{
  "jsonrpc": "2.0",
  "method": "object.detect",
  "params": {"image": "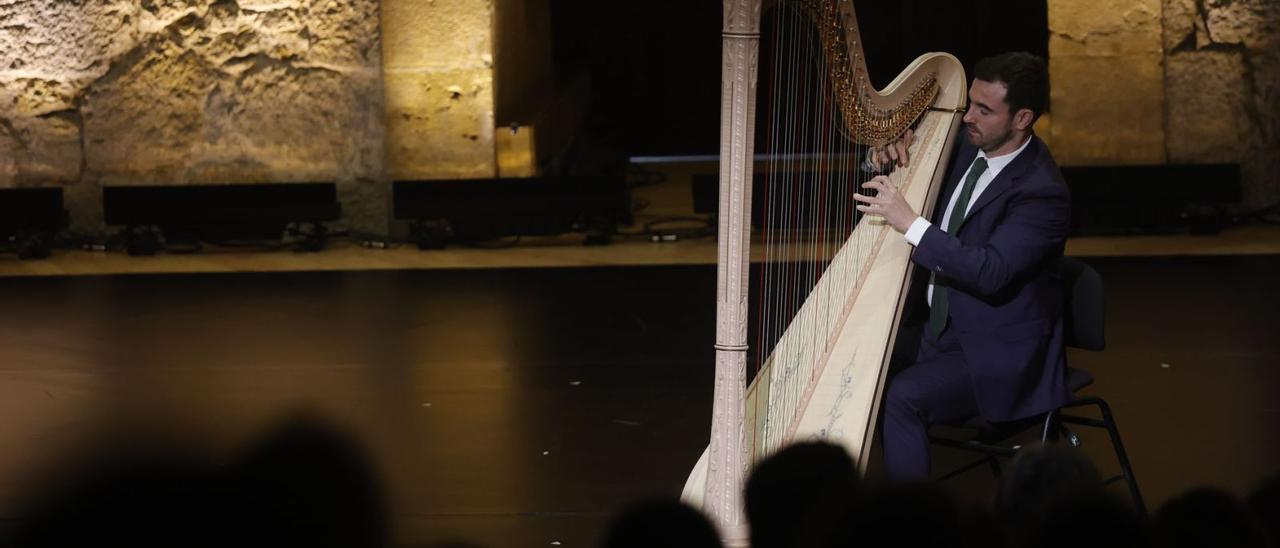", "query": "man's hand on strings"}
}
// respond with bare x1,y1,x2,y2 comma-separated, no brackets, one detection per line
853,176,917,234
870,128,915,170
